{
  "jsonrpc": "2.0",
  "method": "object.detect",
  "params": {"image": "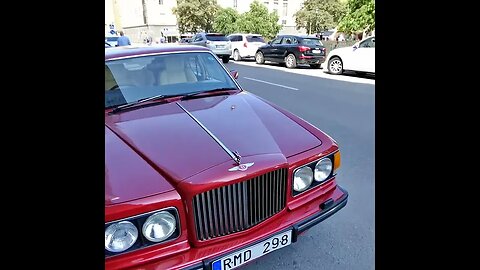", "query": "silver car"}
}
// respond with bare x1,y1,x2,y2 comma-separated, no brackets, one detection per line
190,33,232,63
